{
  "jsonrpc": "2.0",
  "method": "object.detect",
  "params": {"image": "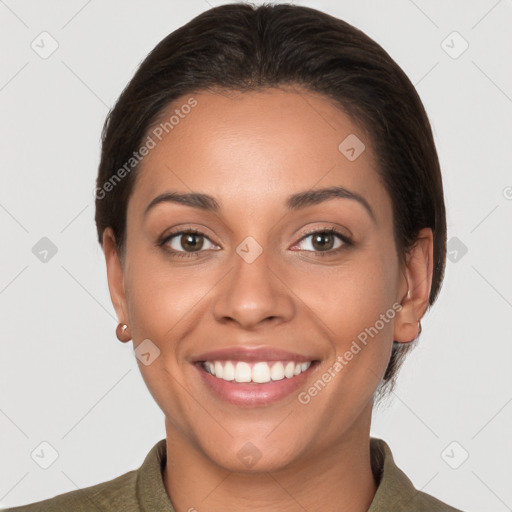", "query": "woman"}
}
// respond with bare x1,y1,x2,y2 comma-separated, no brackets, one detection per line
3,3,463,511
